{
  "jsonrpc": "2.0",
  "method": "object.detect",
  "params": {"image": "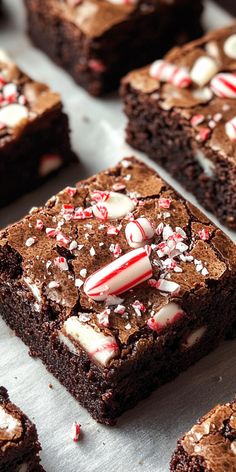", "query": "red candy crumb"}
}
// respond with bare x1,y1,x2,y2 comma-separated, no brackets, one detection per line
198,228,210,241
190,114,205,127
159,198,172,209
70,422,81,442
196,127,211,142
88,59,106,73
